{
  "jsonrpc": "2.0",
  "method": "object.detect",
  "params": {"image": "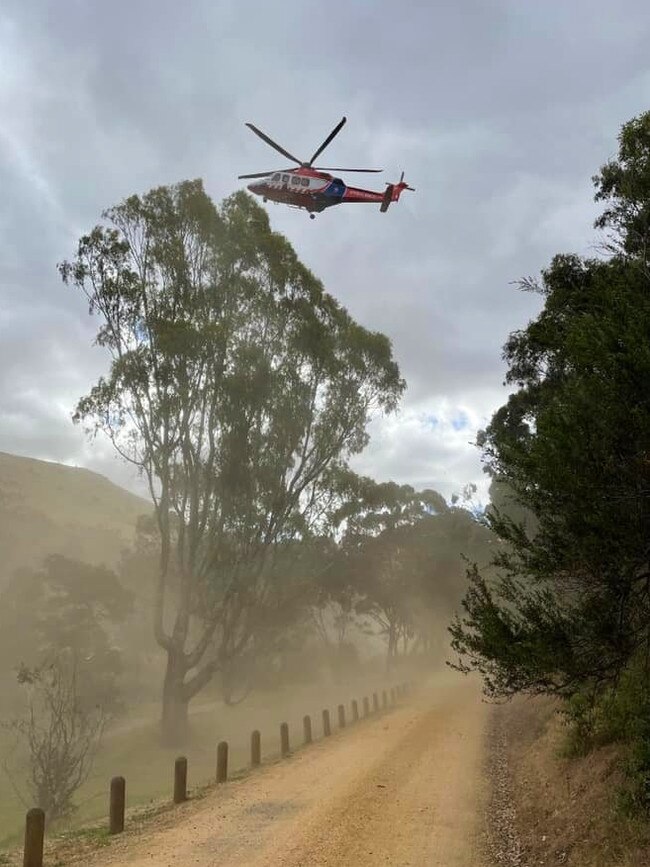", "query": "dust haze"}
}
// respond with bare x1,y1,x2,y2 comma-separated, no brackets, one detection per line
4,3,650,865
0,442,485,847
